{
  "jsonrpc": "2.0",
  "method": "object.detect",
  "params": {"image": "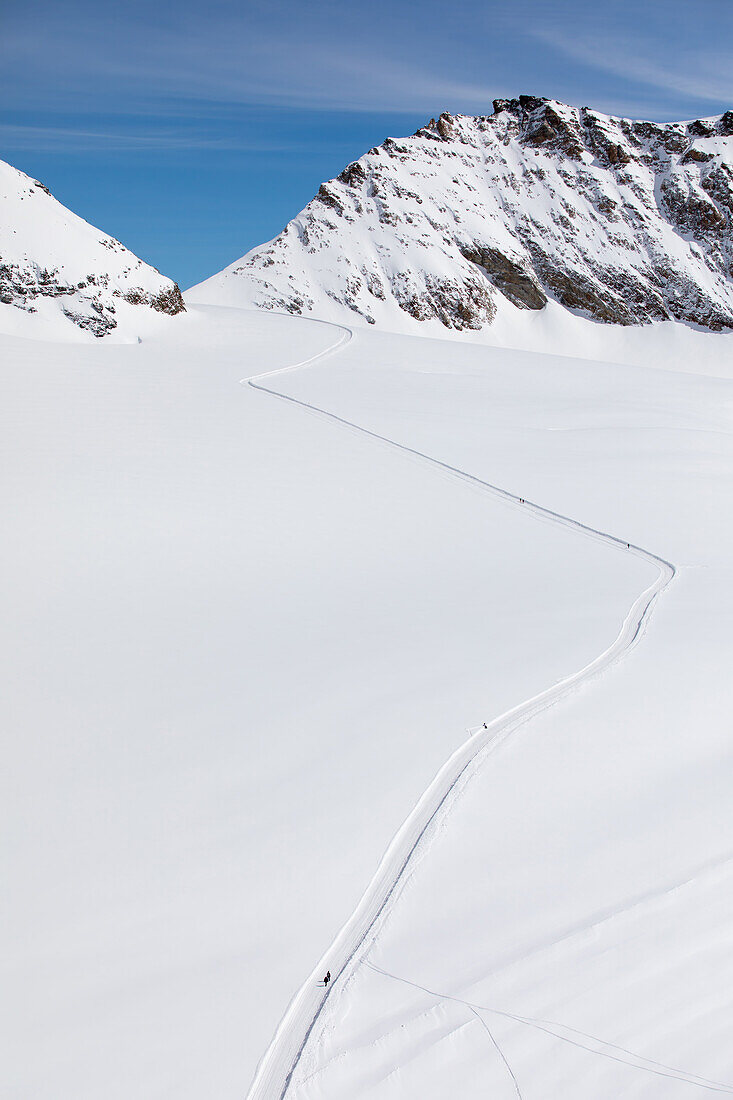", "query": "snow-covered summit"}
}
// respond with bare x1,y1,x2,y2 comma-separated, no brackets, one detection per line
0,157,184,338
190,96,733,333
